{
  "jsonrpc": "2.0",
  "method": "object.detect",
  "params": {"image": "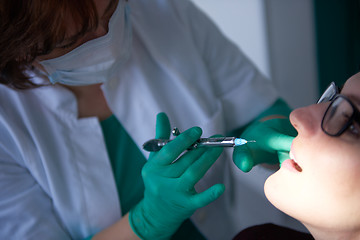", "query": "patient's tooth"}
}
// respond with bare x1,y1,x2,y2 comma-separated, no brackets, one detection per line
290,151,297,163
